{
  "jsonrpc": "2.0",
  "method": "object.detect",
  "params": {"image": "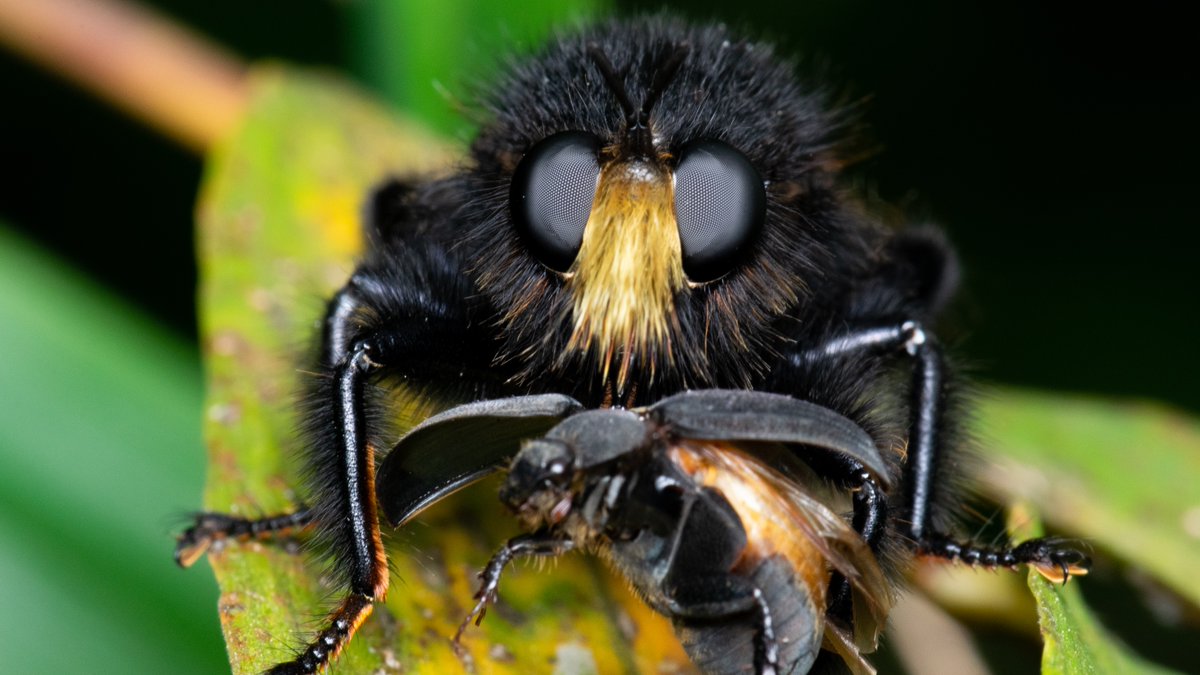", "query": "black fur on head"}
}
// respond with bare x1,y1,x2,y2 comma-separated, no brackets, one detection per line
459,17,880,404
